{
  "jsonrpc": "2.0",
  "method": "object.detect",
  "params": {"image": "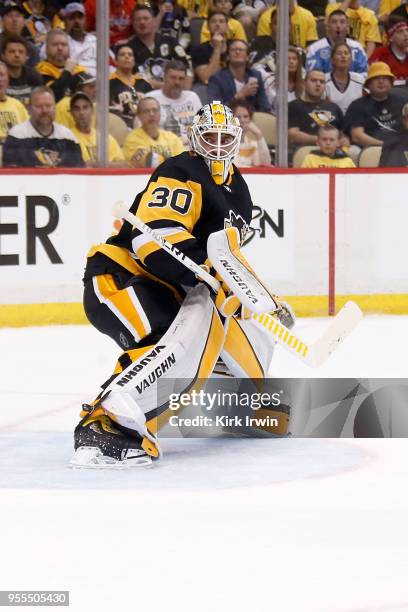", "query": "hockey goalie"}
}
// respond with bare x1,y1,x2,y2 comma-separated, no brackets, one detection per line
69,101,296,469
